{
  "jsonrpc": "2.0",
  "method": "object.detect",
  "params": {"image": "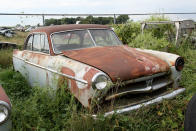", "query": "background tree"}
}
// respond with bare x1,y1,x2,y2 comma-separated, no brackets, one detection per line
116,15,129,24
44,15,129,26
